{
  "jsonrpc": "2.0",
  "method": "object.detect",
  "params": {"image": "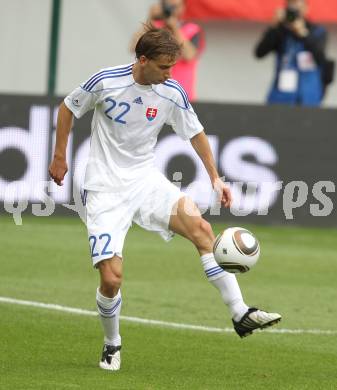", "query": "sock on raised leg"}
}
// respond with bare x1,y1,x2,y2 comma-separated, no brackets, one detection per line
200,253,249,321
